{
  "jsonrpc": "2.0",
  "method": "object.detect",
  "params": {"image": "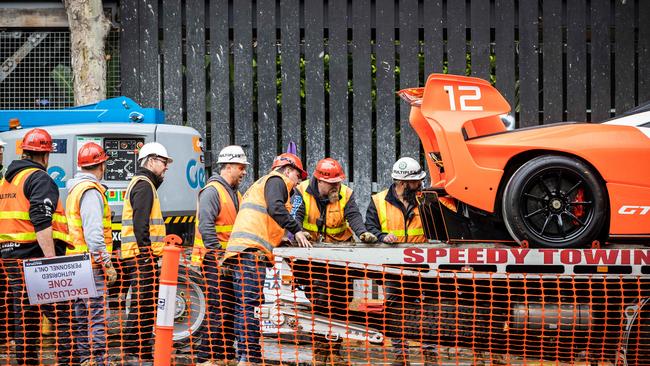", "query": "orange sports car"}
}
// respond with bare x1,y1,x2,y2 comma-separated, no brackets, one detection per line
399,74,650,248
